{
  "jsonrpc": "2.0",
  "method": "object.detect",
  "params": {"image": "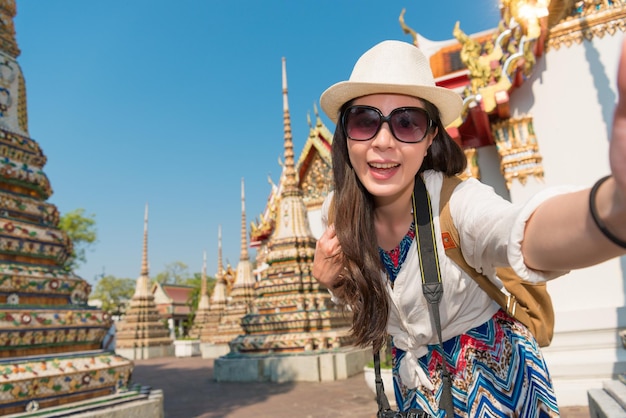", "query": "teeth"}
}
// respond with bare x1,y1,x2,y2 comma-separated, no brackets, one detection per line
369,162,398,169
